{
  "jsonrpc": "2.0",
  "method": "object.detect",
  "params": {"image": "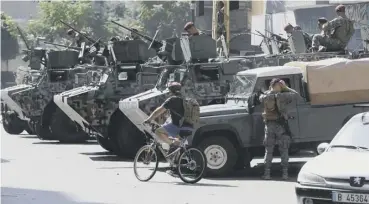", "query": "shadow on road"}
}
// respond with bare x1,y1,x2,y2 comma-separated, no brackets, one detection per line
1,187,106,204
80,152,133,162
206,161,306,183
33,141,97,145
149,181,237,187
